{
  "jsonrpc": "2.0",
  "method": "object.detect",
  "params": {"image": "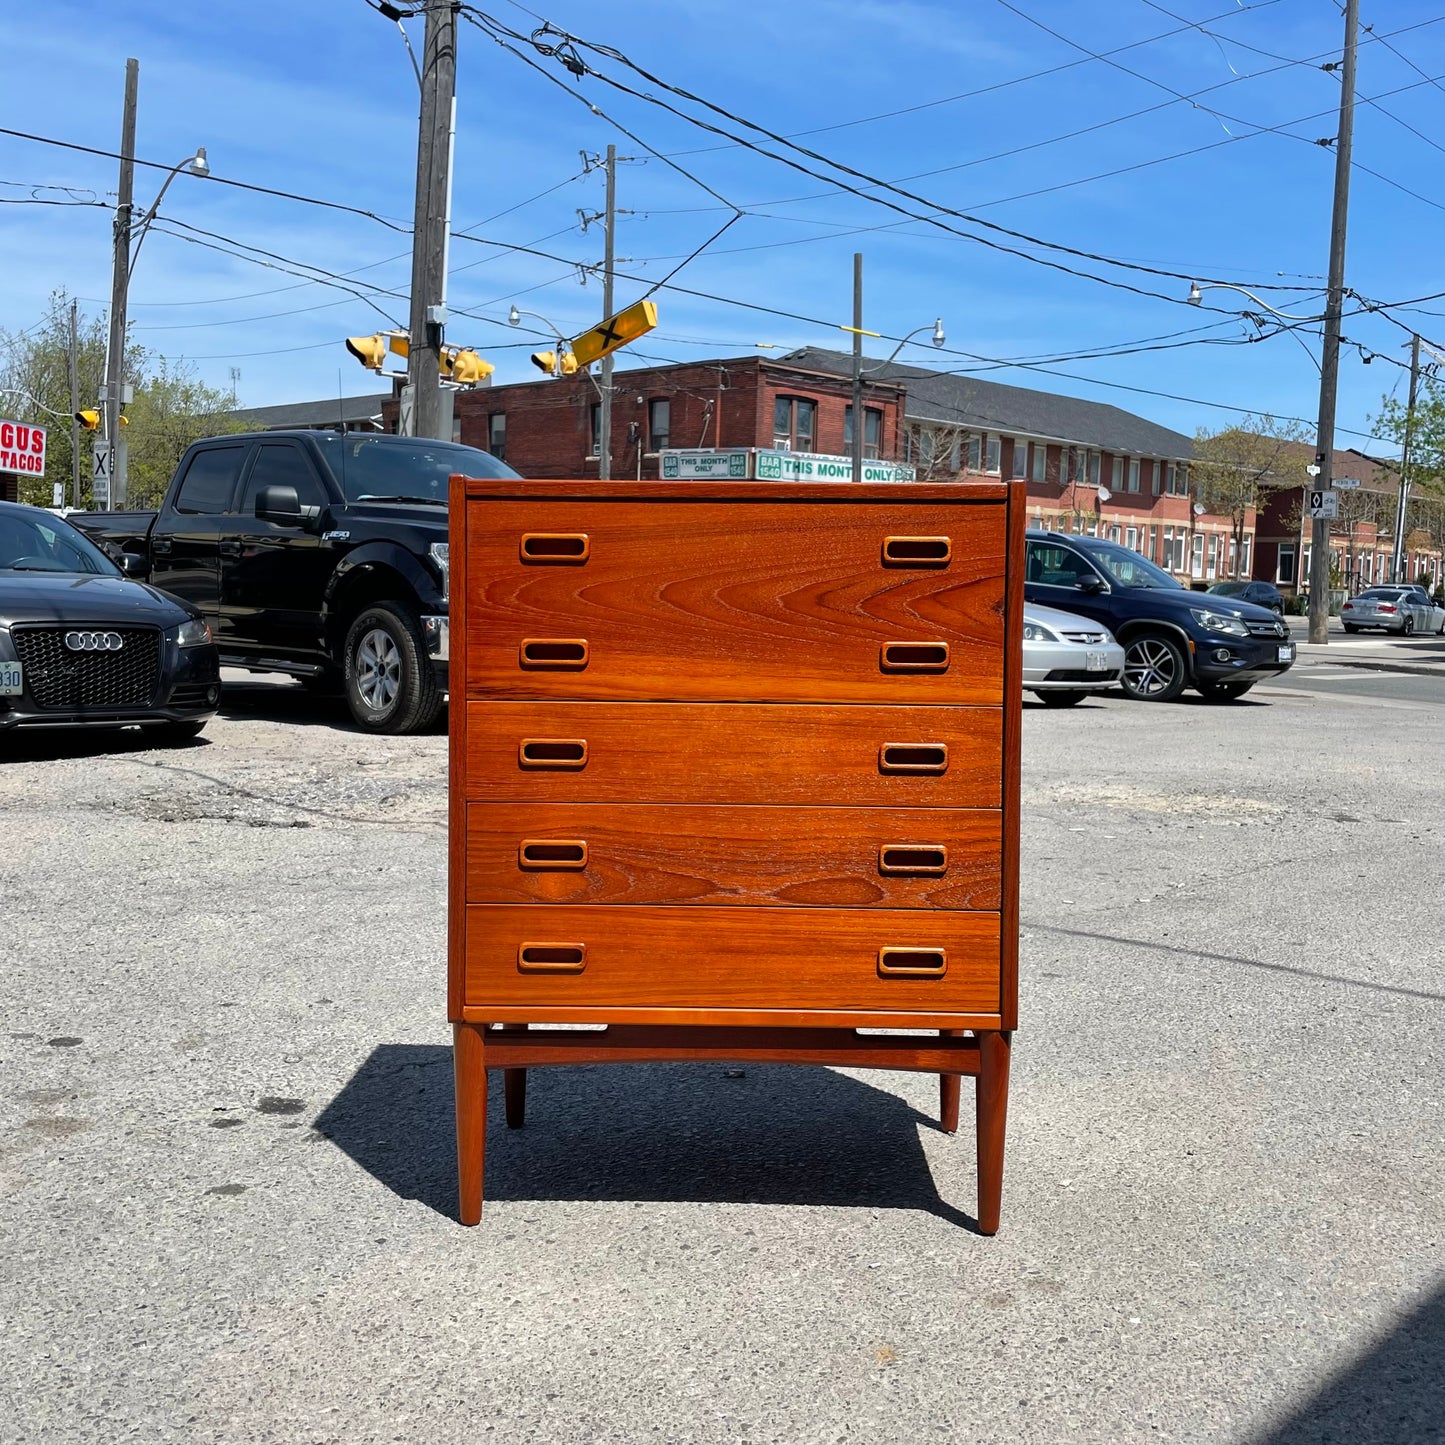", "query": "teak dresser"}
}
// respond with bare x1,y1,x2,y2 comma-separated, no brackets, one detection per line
448,477,1023,1232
